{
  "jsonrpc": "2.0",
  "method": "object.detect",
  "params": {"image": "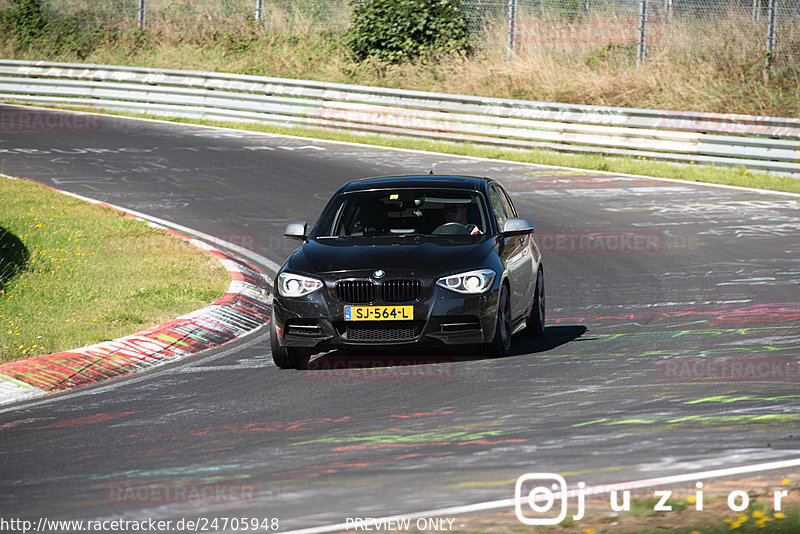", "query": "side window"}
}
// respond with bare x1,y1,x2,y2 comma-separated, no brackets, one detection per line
499,187,517,218
489,186,510,230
